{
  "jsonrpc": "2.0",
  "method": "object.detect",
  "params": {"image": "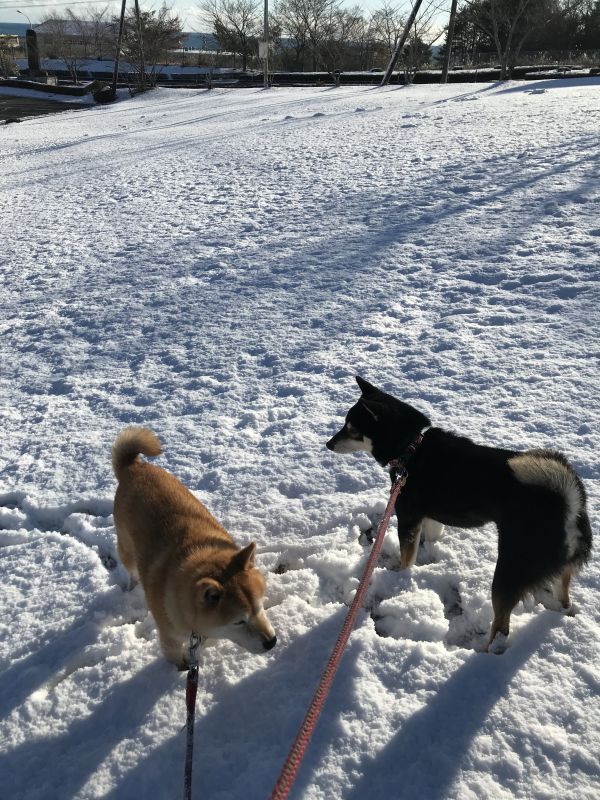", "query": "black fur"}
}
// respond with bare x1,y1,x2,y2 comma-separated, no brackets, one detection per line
326,376,592,649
